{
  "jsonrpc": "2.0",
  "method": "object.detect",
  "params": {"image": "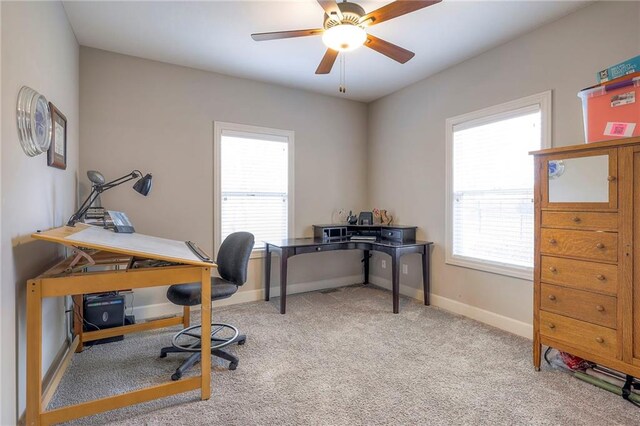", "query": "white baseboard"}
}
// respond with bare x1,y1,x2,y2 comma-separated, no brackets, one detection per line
132,275,364,321
368,276,533,340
